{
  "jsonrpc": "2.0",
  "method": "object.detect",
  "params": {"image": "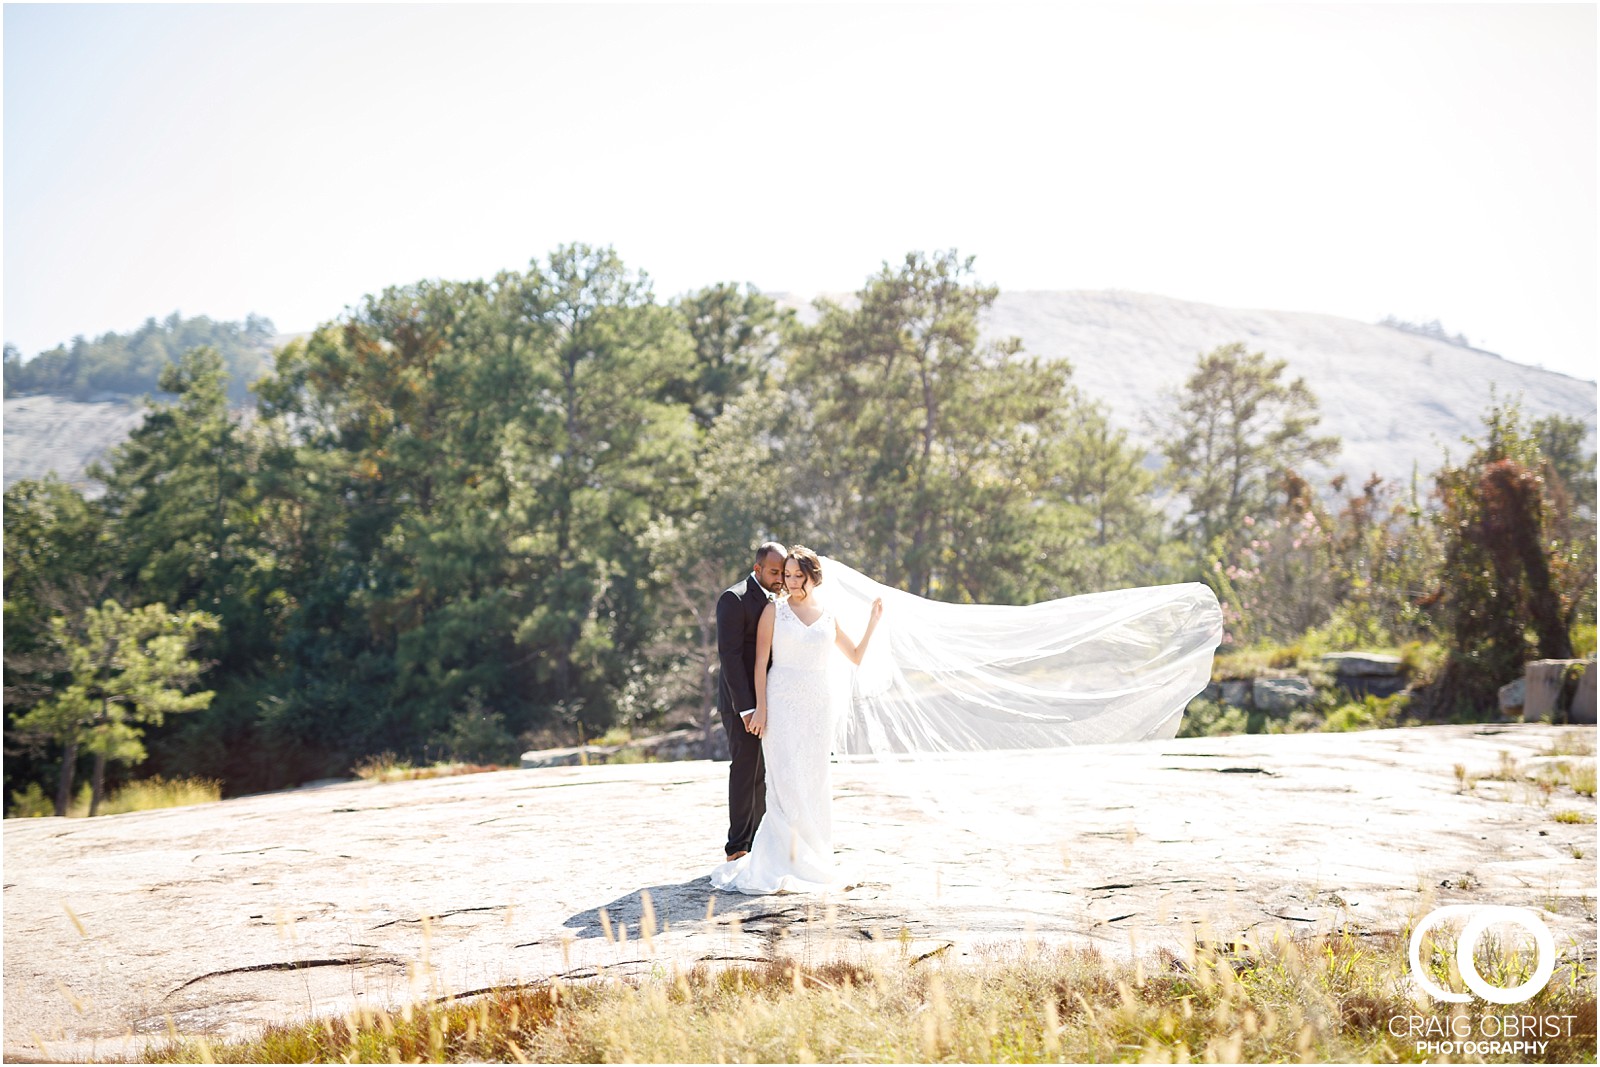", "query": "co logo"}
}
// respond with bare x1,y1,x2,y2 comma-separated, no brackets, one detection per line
1408,905,1556,1004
